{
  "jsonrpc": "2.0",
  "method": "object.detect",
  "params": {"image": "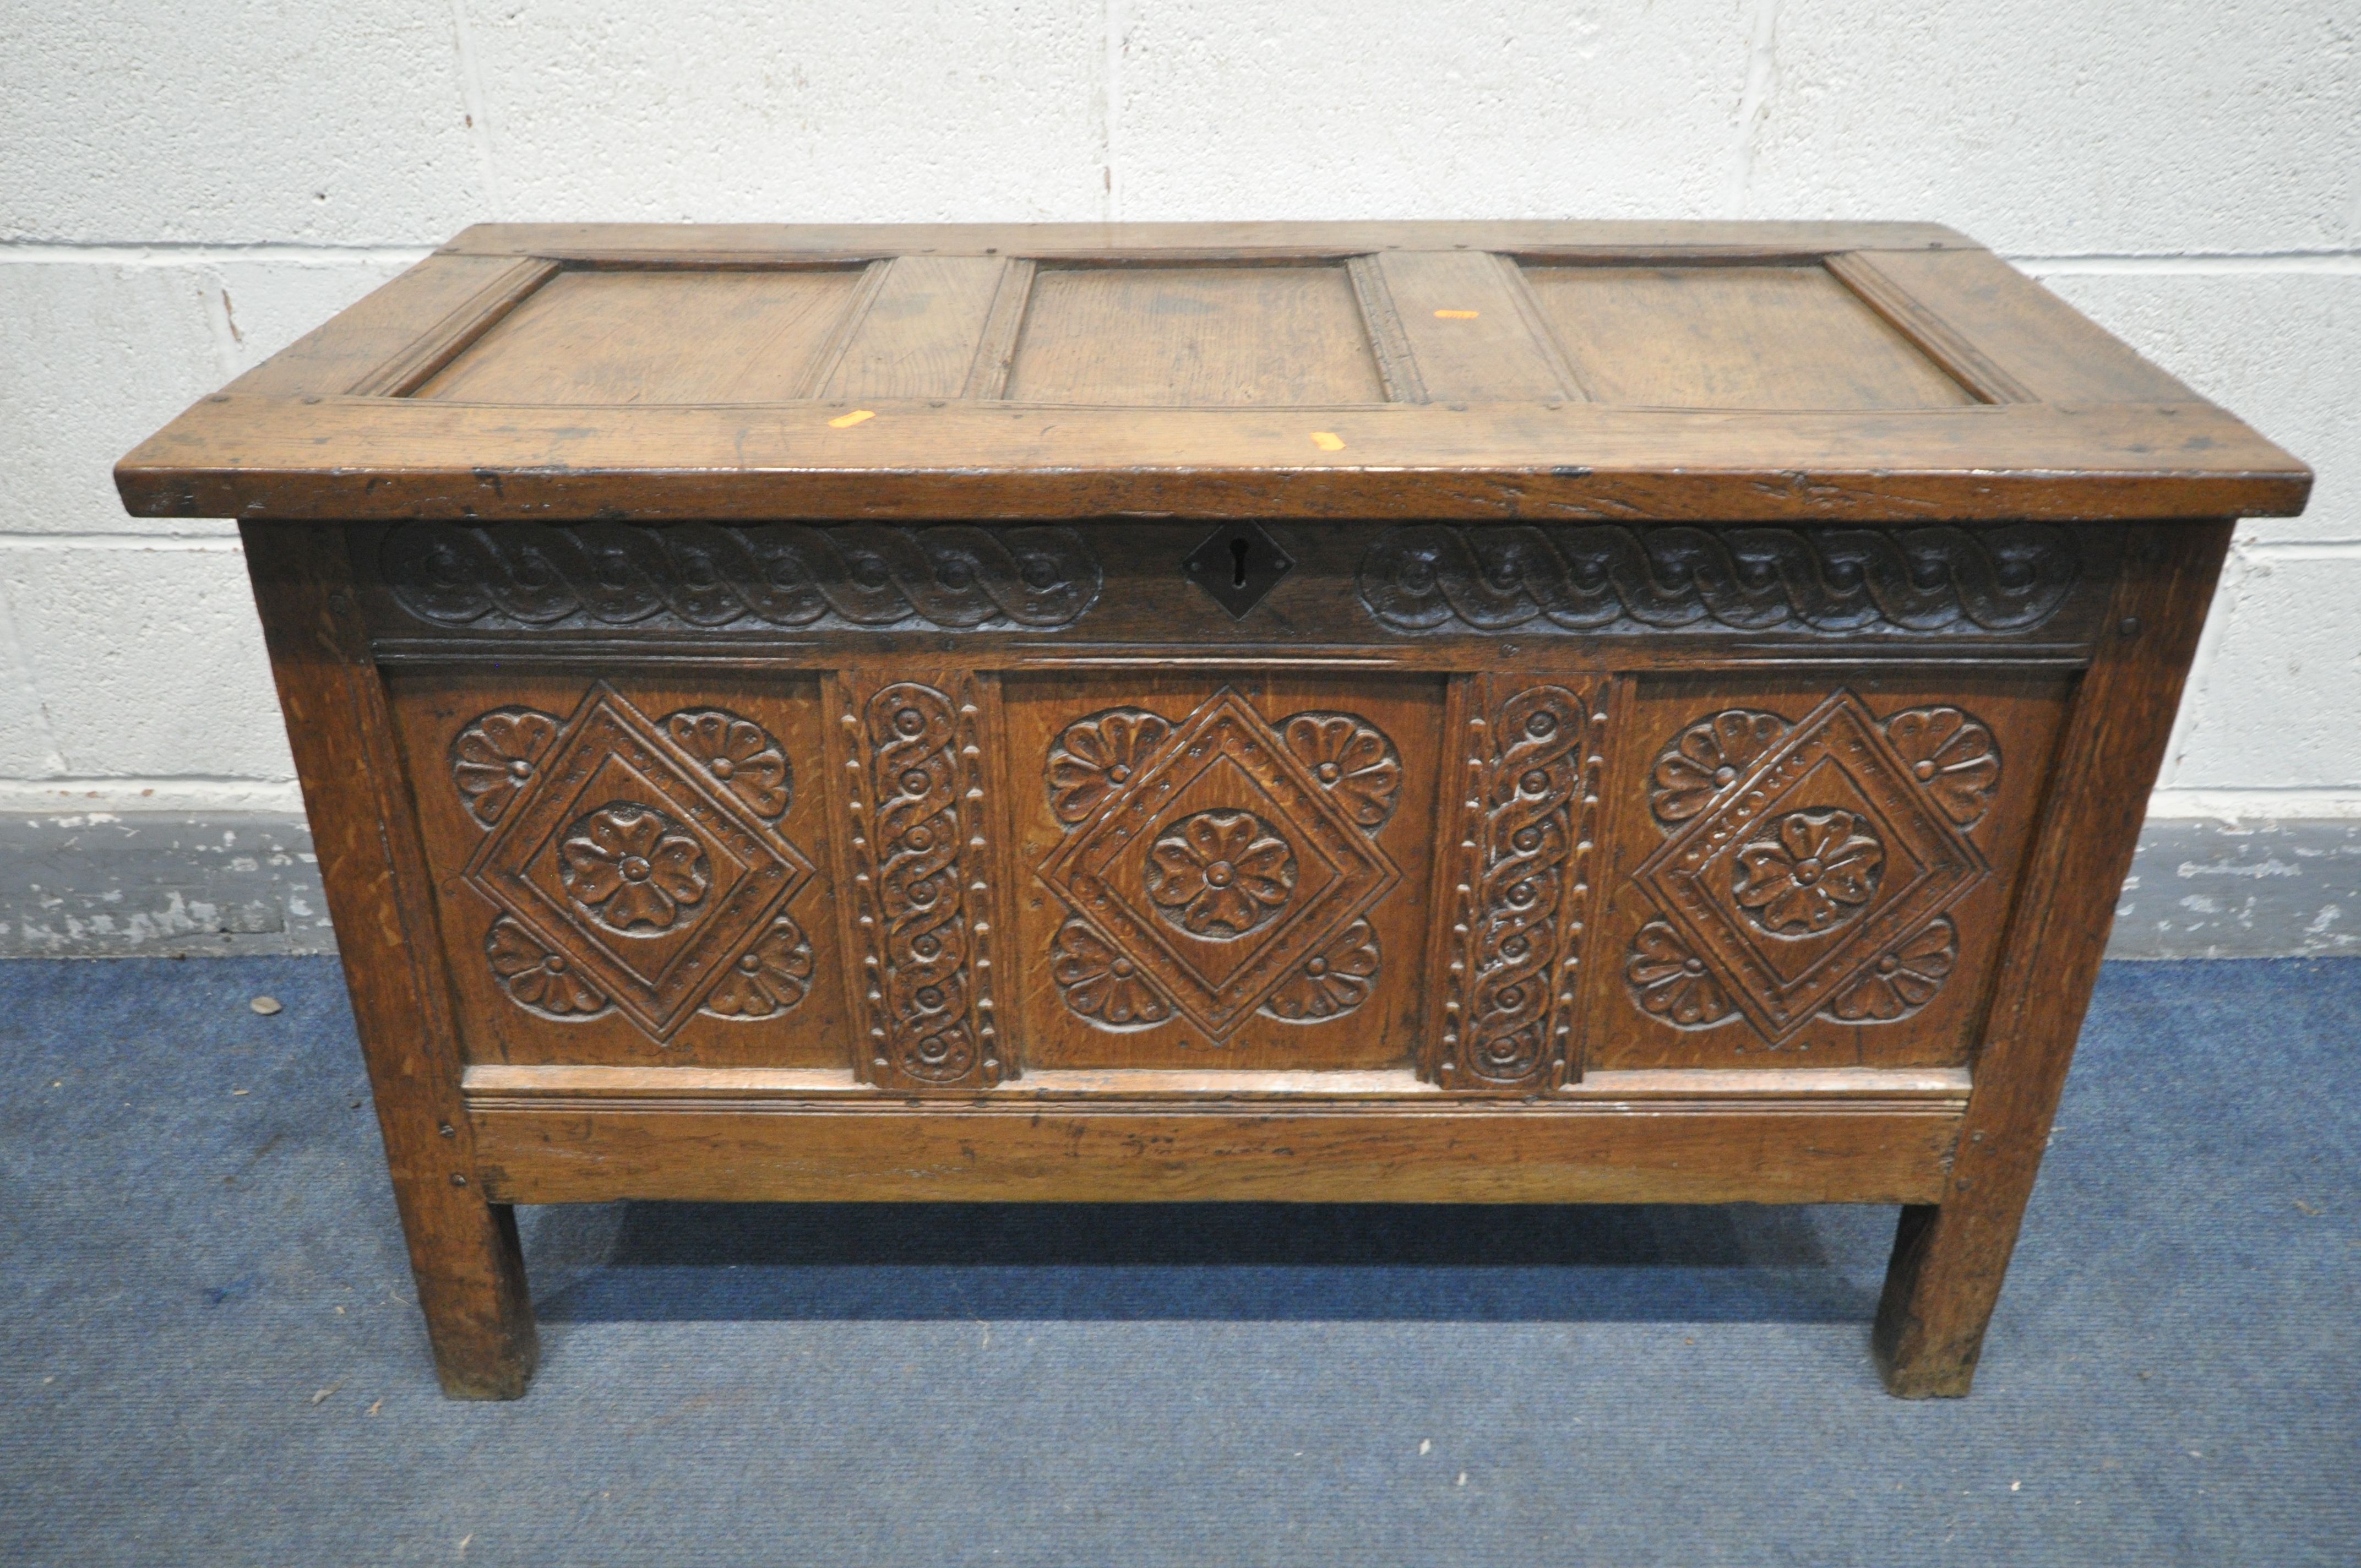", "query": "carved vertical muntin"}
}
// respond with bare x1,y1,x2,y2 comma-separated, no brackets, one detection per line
1428,673,1604,1092
834,669,1003,1091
